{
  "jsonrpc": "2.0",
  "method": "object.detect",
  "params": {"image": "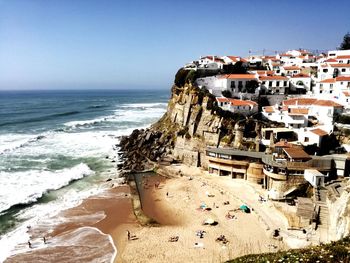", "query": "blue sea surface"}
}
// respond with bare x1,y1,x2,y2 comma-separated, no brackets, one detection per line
0,89,169,237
